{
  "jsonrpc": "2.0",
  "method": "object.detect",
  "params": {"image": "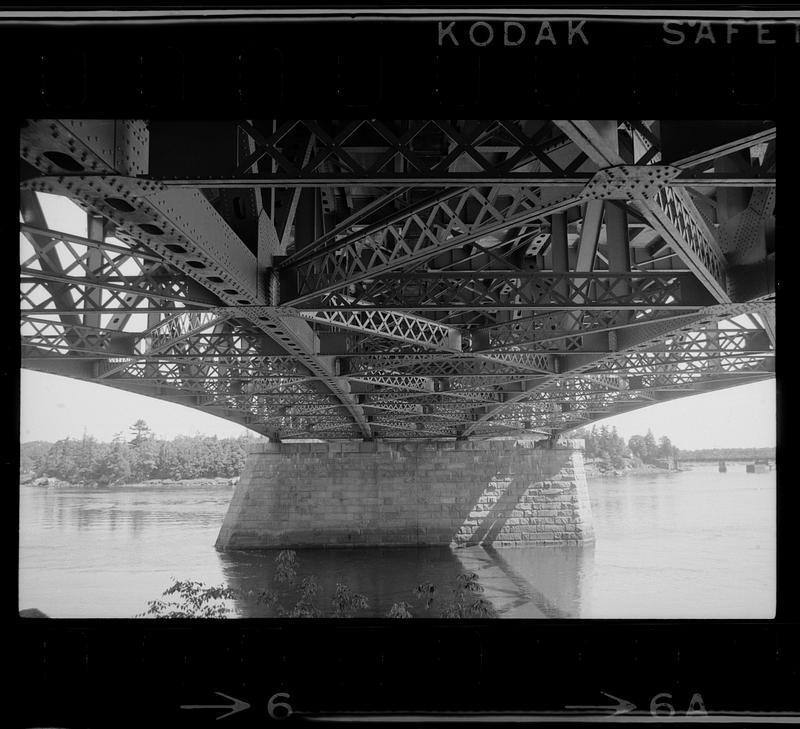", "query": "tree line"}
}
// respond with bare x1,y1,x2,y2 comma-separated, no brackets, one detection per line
676,446,775,461
20,420,258,485
570,425,676,469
